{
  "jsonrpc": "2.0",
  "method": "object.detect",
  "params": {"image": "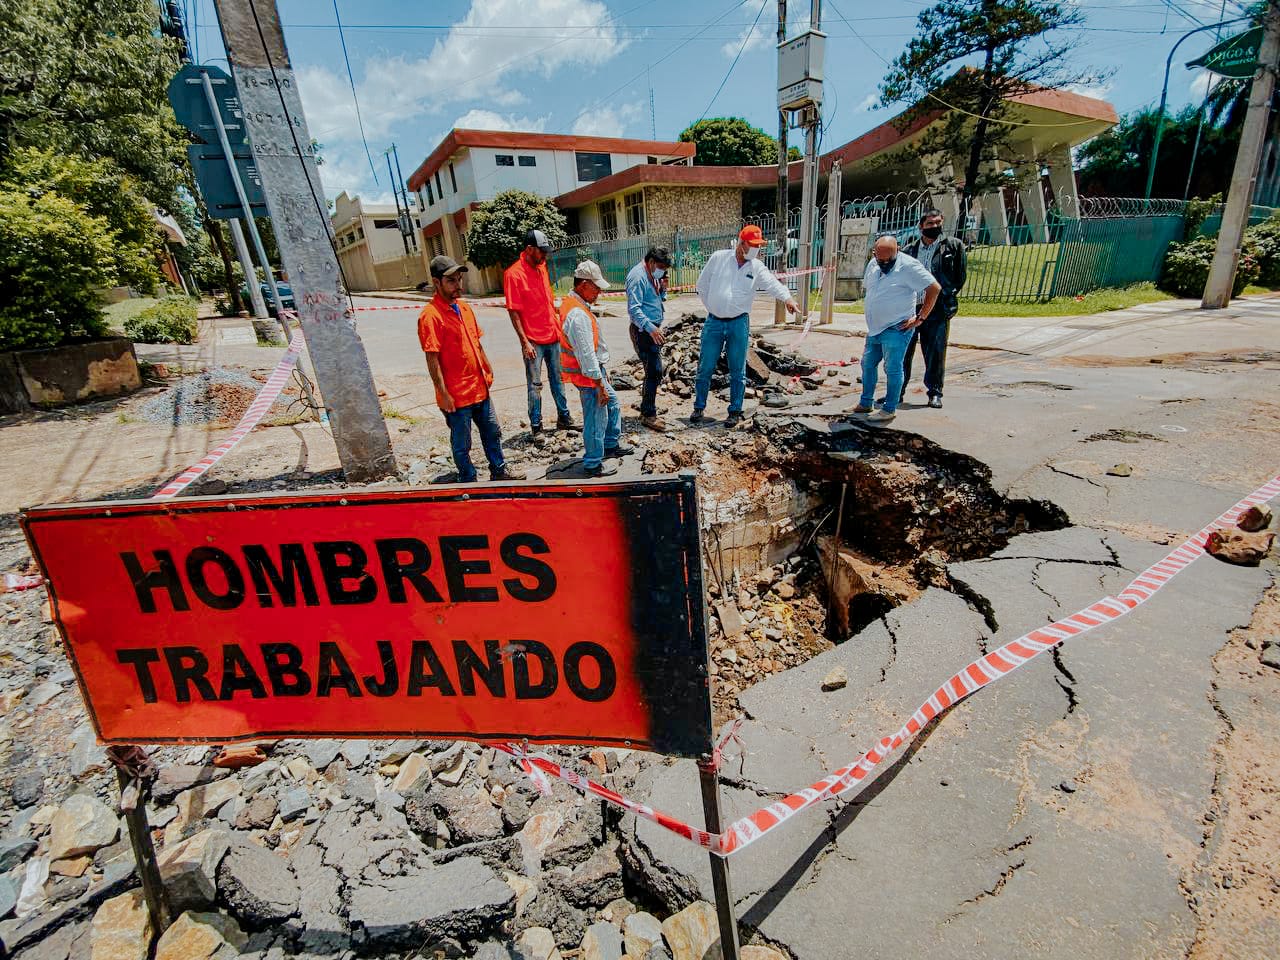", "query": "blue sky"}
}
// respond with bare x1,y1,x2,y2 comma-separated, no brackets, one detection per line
183,0,1254,204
